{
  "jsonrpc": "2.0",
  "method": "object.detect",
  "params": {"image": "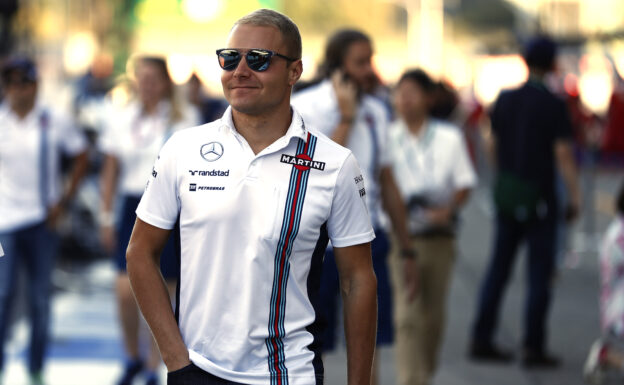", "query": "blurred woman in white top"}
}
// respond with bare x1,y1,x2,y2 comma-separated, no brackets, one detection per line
388,69,477,385
98,56,199,385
